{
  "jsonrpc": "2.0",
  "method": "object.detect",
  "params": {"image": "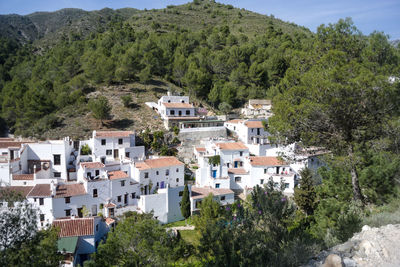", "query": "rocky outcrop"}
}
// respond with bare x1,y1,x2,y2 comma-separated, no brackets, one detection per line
307,224,400,267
